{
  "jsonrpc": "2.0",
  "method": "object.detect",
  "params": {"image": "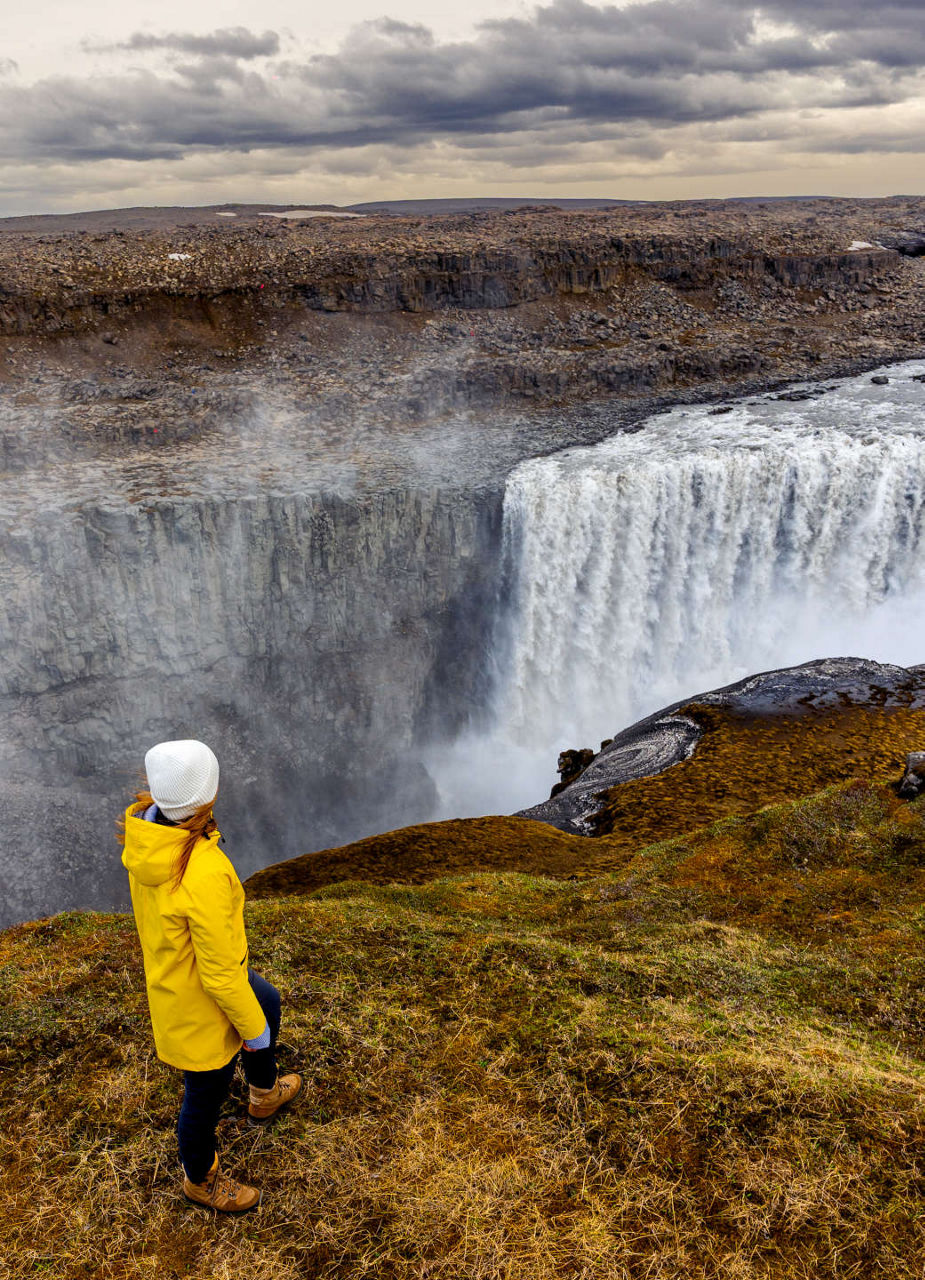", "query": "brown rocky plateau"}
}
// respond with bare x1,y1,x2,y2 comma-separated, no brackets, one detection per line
1,196,923,424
